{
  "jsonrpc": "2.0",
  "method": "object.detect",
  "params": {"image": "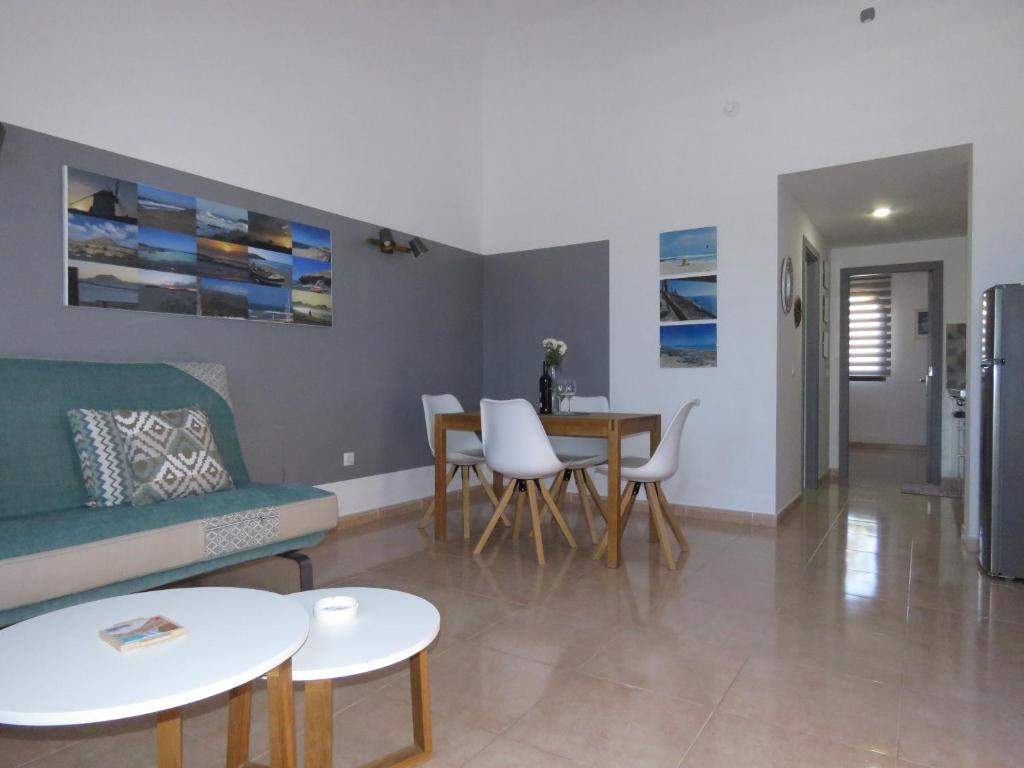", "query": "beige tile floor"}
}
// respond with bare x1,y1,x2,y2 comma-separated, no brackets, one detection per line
3,446,1024,767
